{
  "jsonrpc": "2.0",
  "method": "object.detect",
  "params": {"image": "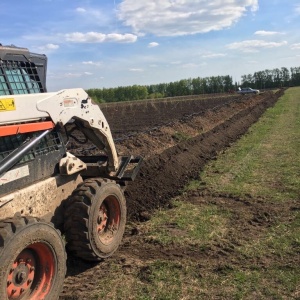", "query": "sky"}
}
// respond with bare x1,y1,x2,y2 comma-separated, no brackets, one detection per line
1,0,299,92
